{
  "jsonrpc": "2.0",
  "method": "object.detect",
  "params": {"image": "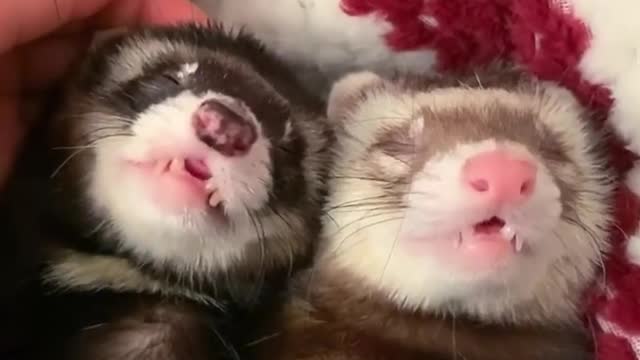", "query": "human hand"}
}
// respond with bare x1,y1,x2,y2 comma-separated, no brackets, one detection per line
0,0,208,189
